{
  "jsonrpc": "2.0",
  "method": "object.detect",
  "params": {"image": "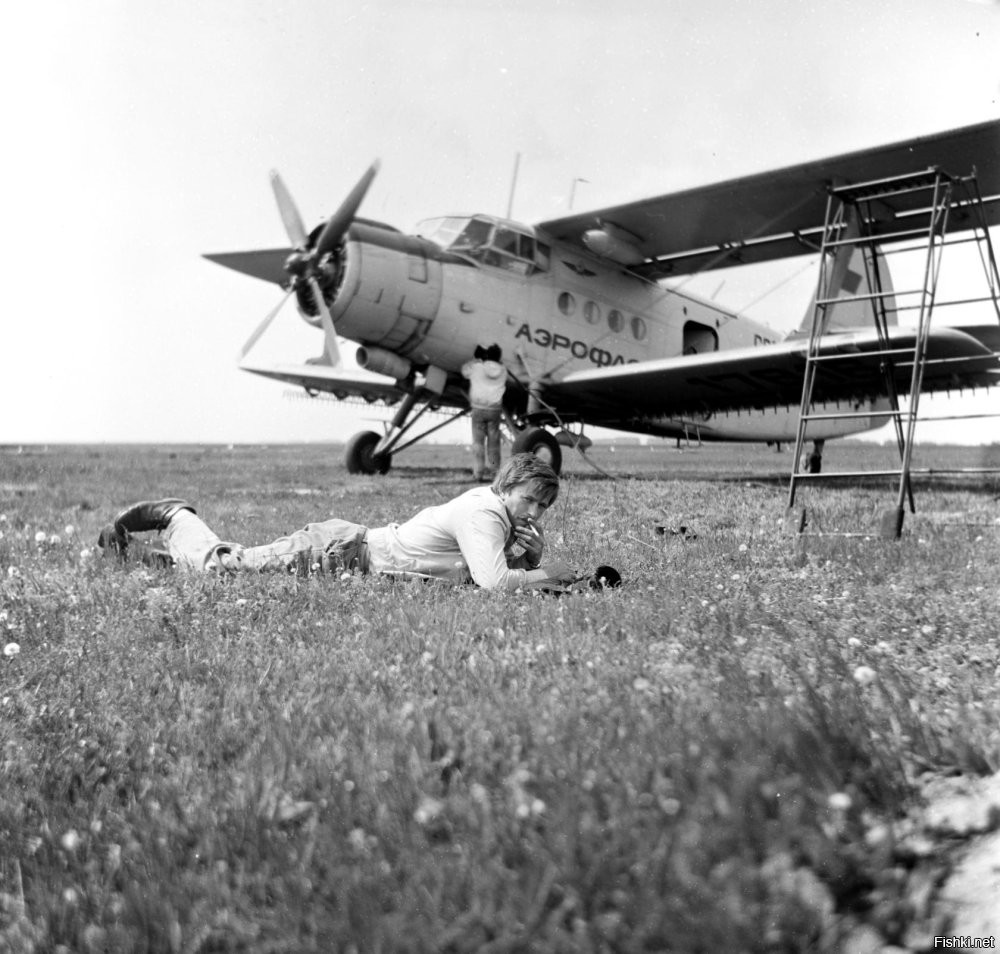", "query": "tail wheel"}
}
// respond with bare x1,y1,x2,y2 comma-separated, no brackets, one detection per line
345,430,392,475
512,427,562,475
